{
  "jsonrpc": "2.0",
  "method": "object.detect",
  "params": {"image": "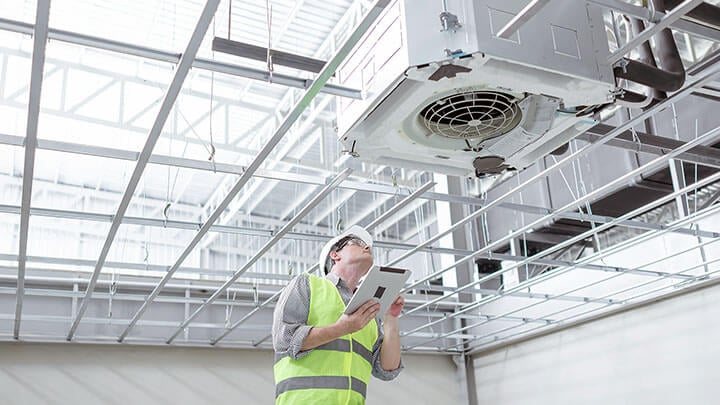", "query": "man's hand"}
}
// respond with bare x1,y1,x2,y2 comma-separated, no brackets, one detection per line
386,295,404,318
337,300,380,334
380,295,404,371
